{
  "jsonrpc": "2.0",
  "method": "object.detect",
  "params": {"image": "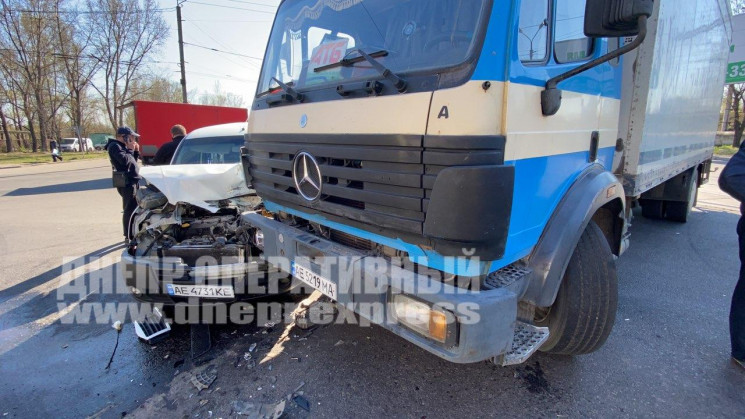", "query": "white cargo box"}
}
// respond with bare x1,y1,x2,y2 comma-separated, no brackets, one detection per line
618,0,732,196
